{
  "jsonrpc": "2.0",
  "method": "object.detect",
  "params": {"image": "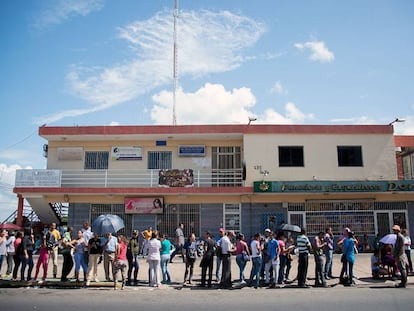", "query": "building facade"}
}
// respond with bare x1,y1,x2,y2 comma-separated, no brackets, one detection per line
13,124,414,241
